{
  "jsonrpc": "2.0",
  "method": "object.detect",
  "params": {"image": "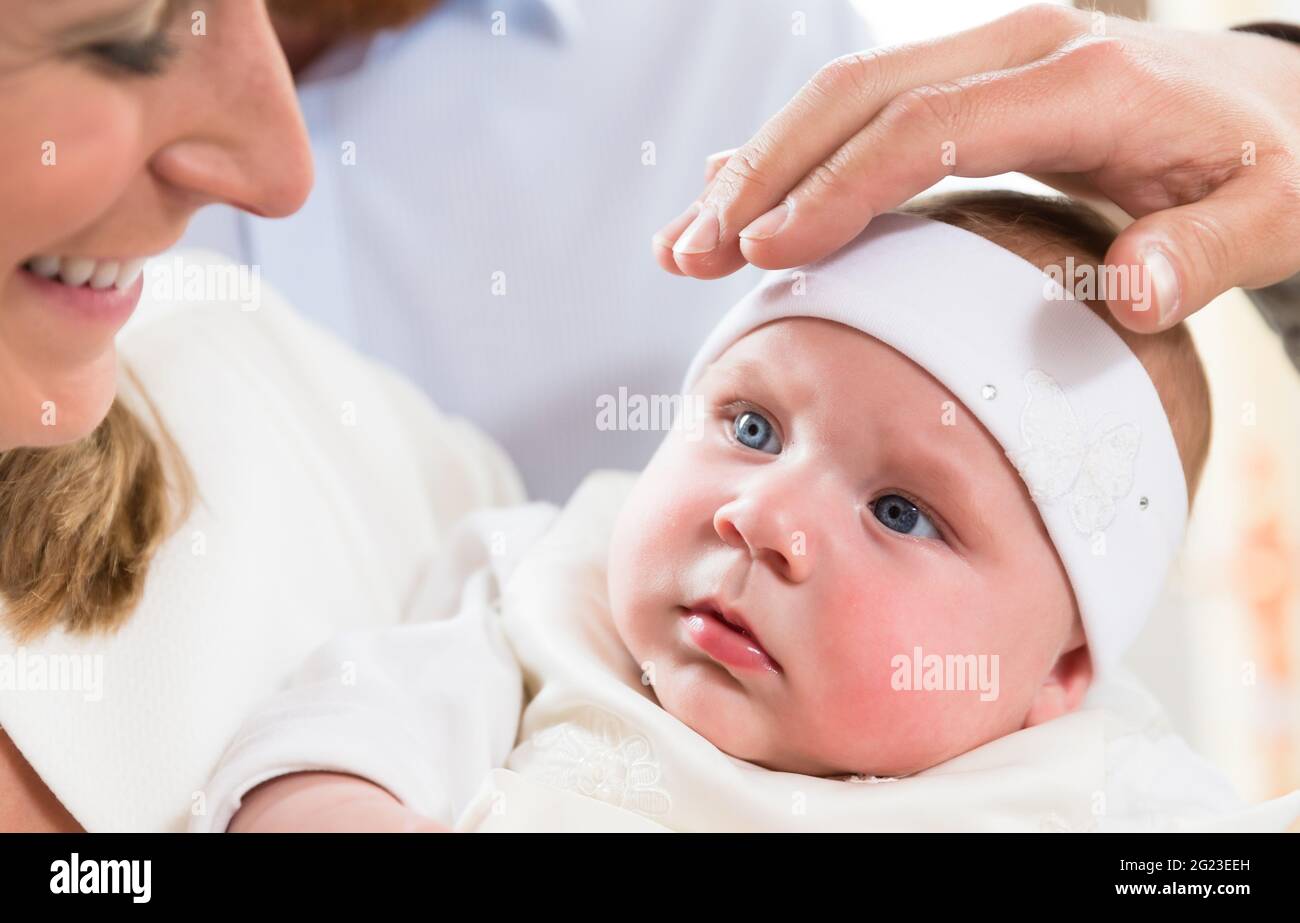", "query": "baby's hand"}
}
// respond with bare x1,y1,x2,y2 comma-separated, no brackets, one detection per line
228,771,451,833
